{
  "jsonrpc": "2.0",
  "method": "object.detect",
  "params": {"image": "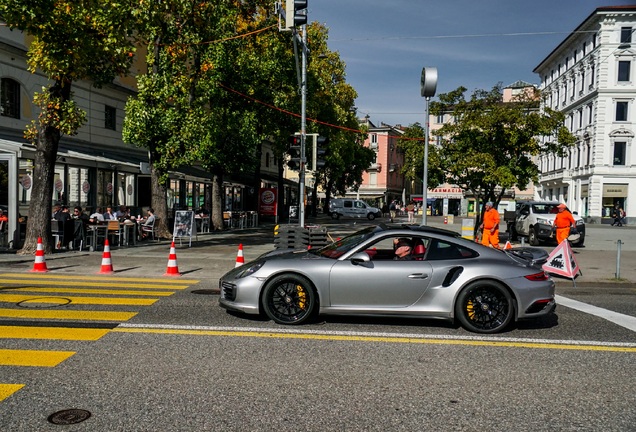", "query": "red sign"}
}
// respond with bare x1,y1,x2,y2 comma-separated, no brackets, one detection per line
543,240,580,279
258,188,278,216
